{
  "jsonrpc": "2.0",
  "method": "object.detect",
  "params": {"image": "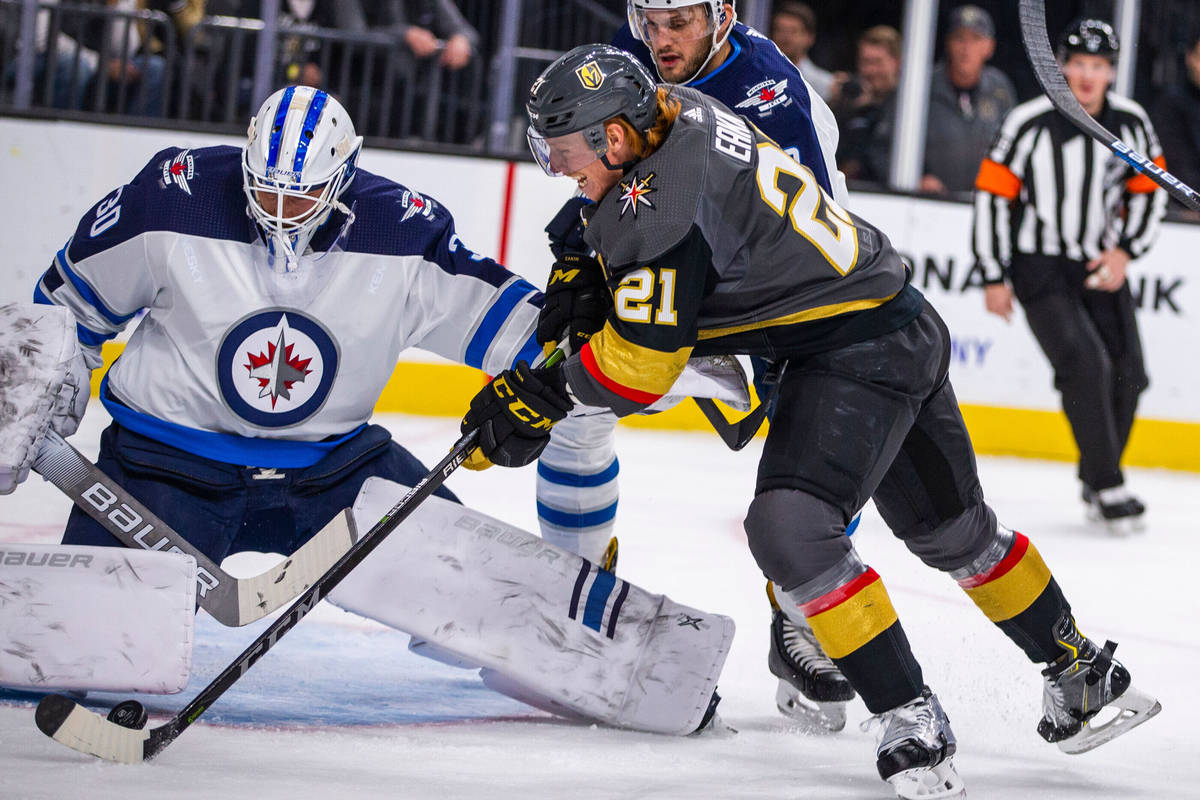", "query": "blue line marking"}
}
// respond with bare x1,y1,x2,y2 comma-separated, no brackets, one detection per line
582,569,616,632
293,90,328,175
538,459,619,488
537,500,619,529
266,86,296,173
